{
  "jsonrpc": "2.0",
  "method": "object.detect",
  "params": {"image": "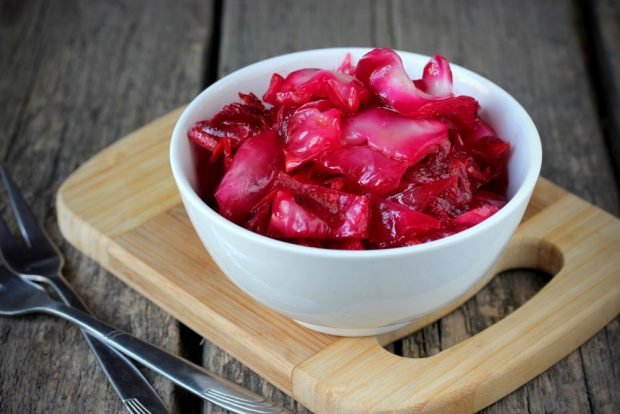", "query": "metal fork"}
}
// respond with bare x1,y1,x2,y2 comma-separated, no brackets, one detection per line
0,165,169,414
0,166,289,414
0,265,289,413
